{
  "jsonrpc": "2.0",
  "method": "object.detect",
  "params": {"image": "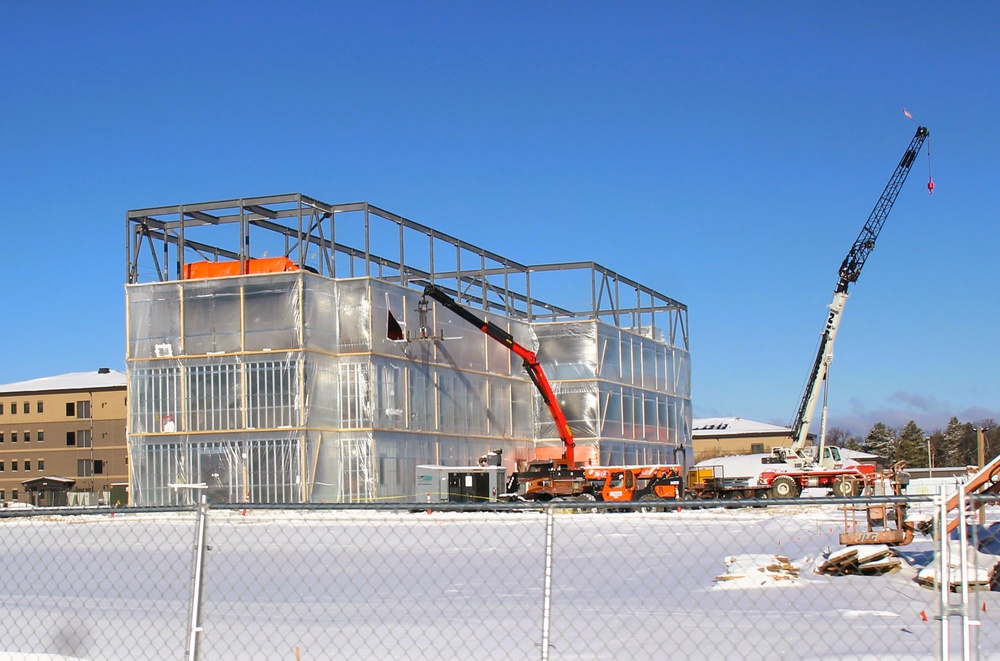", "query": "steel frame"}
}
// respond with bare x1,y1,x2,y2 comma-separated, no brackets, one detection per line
126,193,689,348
